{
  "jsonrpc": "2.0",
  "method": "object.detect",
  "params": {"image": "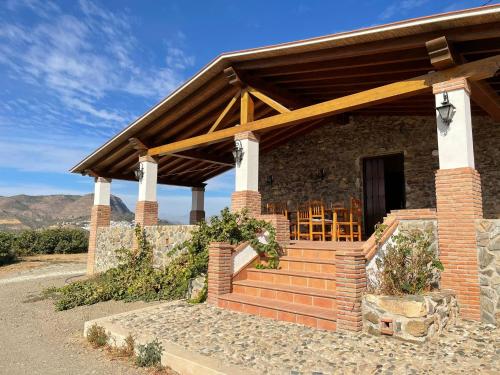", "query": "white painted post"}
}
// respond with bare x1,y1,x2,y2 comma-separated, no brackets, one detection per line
433,78,475,169
235,132,259,192
93,177,111,206
138,155,158,202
